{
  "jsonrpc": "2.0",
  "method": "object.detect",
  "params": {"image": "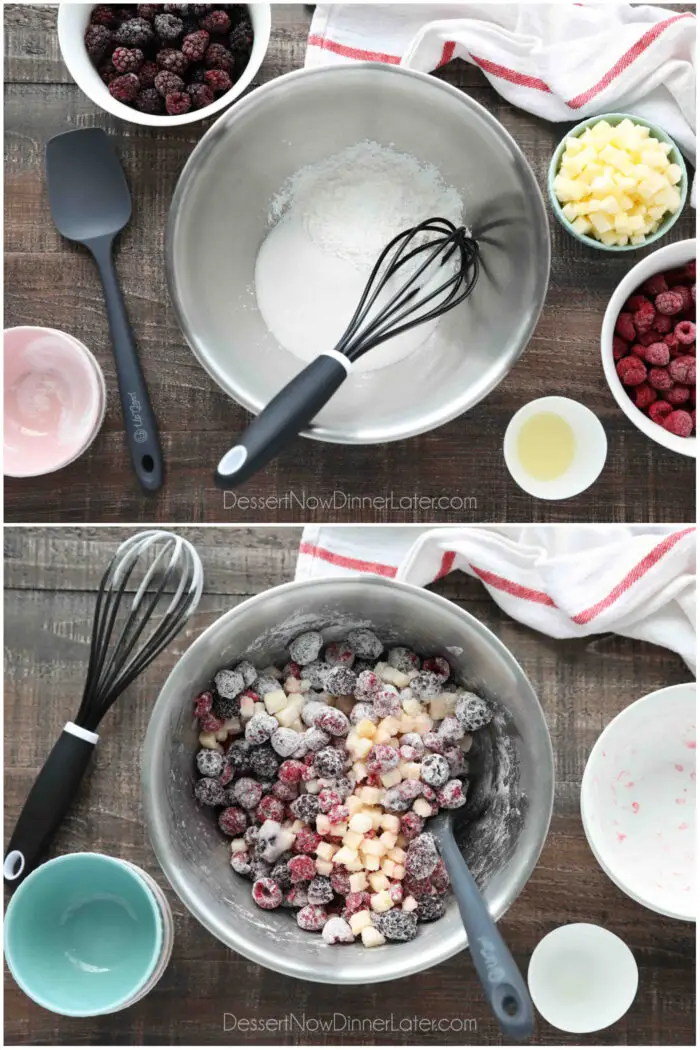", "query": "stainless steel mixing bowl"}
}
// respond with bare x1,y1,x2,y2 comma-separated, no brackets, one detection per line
143,576,554,983
166,64,551,444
